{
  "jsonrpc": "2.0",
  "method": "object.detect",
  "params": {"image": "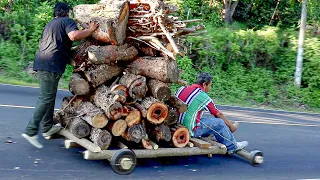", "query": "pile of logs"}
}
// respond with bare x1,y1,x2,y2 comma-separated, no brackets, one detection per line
54,0,205,151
